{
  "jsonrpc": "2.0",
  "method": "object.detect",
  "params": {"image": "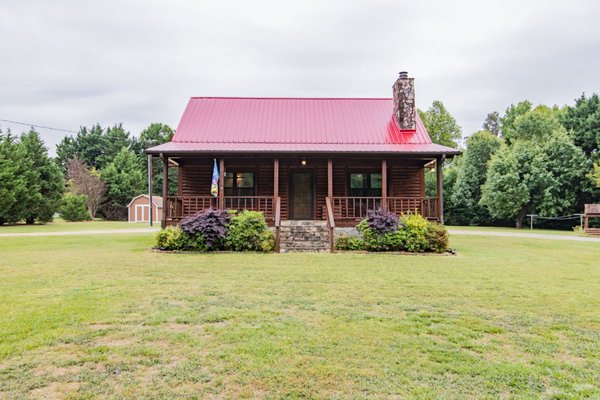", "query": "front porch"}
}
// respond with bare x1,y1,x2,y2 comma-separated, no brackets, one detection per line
147,155,445,230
